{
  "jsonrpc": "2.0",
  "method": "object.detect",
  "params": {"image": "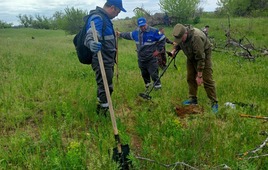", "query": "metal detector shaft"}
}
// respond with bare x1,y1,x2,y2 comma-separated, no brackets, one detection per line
140,50,179,99
115,31,119,83
91,21,124,158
